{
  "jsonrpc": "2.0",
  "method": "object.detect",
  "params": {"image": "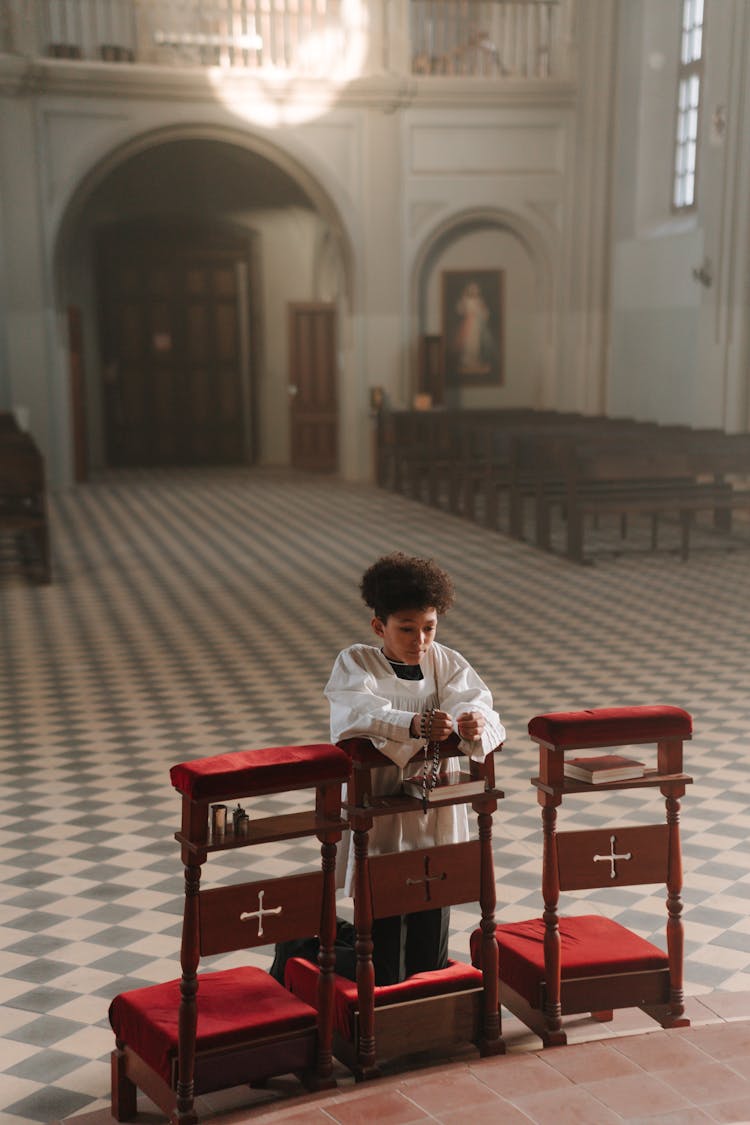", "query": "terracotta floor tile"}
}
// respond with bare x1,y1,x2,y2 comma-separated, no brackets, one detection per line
582,1072,690,1118
725,1053,750,1081
245,1109,338,1125
323,1088,433,1124
657,1059,750,1106
509,1085,622,1125
469,1052,572,1097
396,1070,503,1115
612,1031,710,1071
436,1100,536,1124
625,1110,714,1125
593,1007,664,1035
538,1040,642,1084
705,1095,750,1123
696,990,750,1021
679,1020,750,1061
681,996,727,1026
